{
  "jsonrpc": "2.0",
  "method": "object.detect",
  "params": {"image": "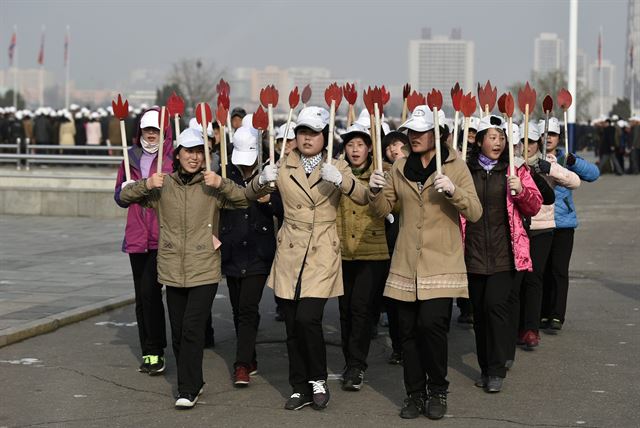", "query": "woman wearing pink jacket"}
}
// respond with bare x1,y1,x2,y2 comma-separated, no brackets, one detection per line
464,115,542,393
